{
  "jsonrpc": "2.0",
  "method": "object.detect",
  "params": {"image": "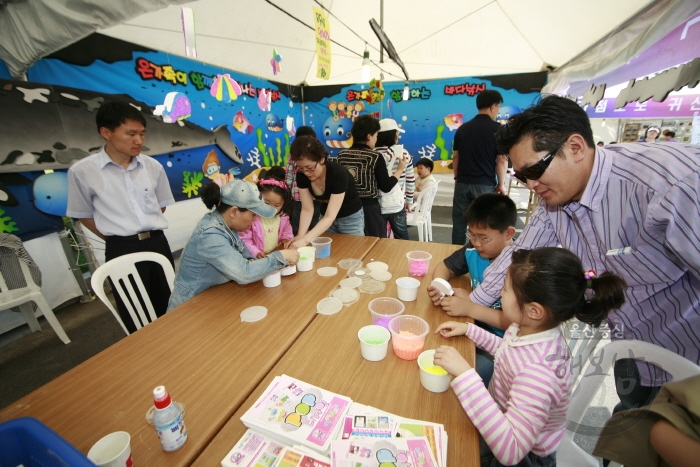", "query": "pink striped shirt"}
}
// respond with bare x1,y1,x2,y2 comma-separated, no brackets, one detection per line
451,323,571,465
